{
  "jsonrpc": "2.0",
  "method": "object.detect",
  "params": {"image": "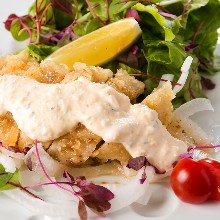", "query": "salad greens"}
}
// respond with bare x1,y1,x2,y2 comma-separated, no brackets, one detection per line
4,0,220,106
0,164,20,191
